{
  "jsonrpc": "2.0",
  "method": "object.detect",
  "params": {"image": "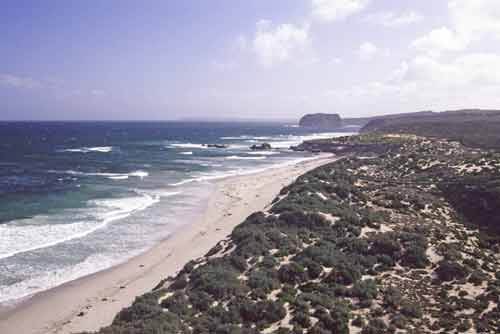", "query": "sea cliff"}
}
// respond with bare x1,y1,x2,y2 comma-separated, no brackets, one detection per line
299,113,342,129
